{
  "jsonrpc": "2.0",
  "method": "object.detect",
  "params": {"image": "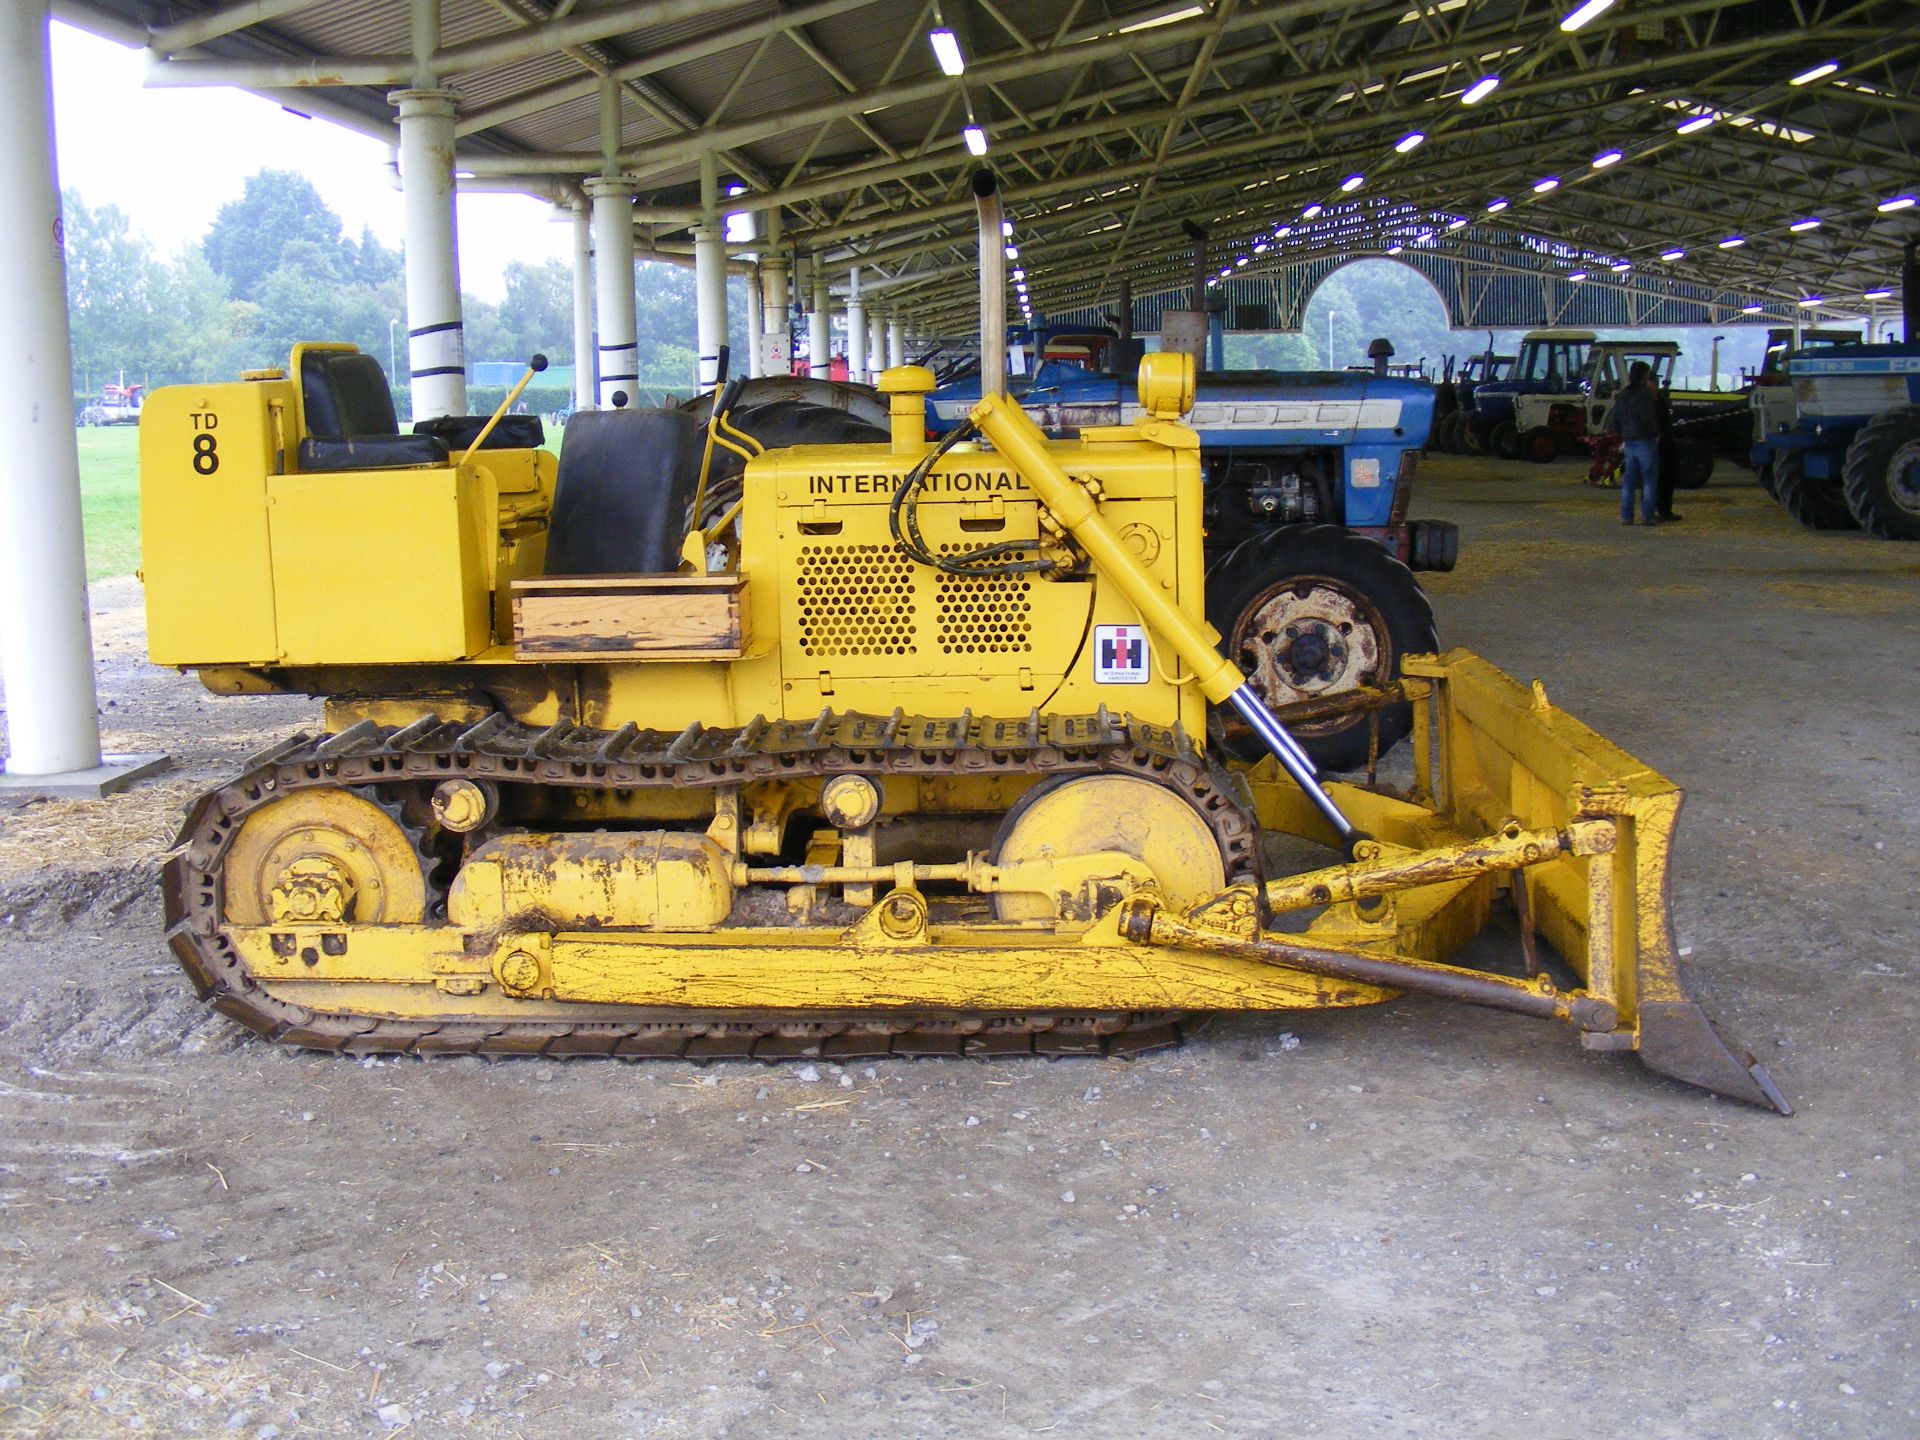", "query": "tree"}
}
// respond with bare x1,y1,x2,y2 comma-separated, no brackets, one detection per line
150,251,247,385
203,169,350,302
460,293,519,366
495,259,573,360
63,191,161,390
346,224,402,288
